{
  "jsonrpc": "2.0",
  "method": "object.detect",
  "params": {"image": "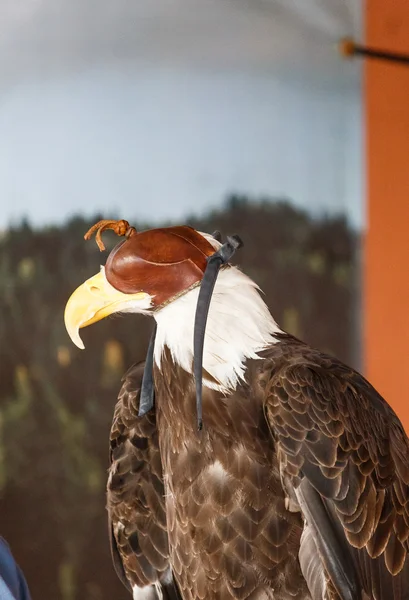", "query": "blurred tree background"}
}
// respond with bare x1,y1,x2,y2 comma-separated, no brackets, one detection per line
0,196,359,600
